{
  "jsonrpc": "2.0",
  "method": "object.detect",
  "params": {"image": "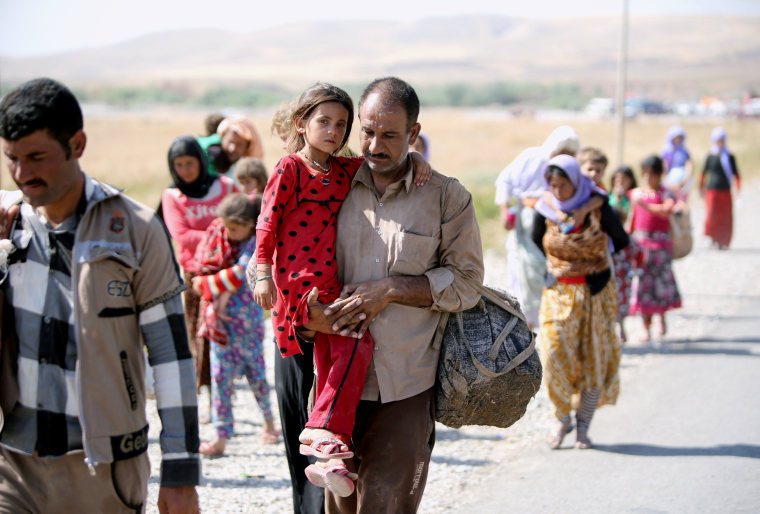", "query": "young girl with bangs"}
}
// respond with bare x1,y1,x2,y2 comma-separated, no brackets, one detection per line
251,83,430,496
